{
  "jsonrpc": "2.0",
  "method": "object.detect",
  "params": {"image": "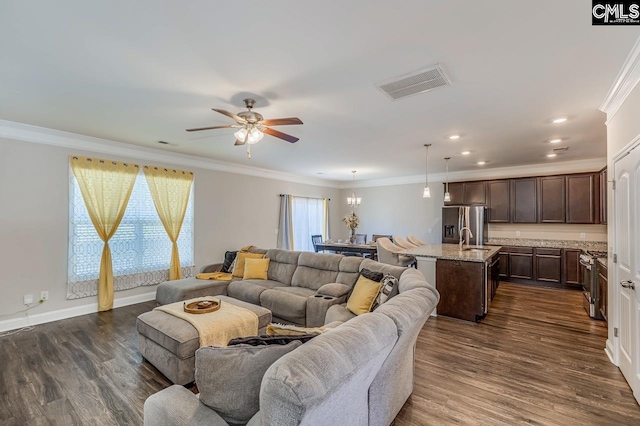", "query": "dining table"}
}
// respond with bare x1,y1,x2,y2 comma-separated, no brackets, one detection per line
315,241,378,258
